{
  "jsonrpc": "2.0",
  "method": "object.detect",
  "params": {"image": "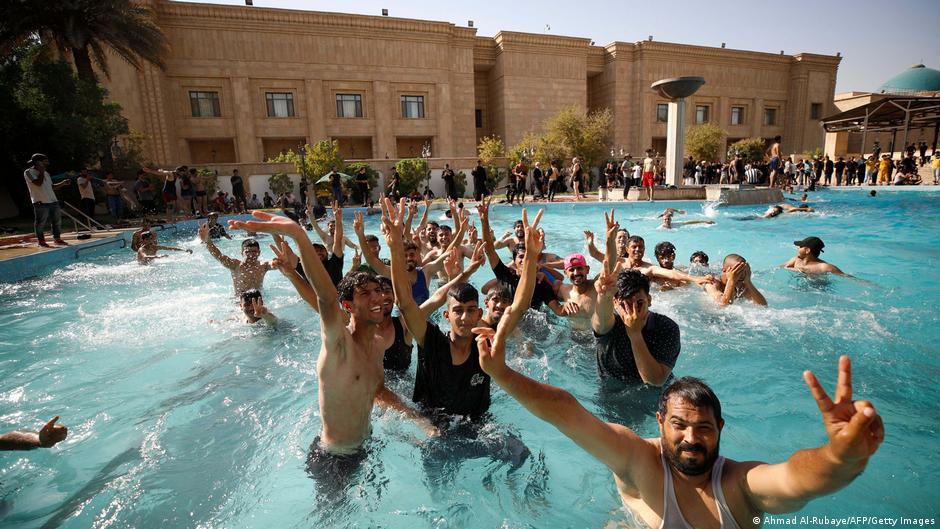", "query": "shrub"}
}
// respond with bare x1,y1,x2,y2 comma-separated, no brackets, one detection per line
685,123,727,162
727,138,767,163
268,172,293,197
454,170,467,198
394,158,429,196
